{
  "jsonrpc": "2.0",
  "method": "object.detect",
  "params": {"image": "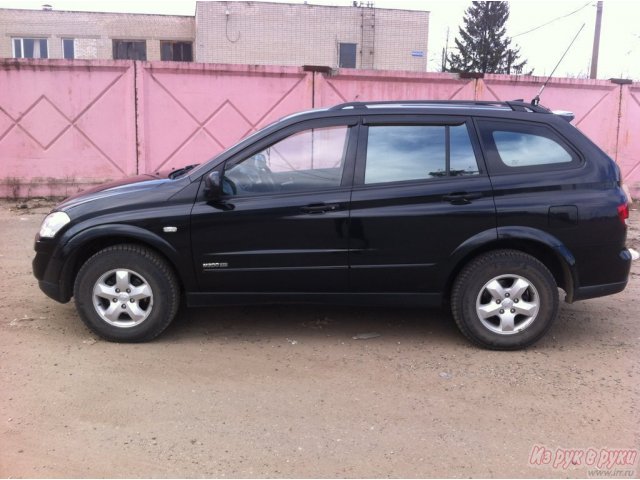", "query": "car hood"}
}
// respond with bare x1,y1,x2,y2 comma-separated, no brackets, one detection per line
56,173,174,212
